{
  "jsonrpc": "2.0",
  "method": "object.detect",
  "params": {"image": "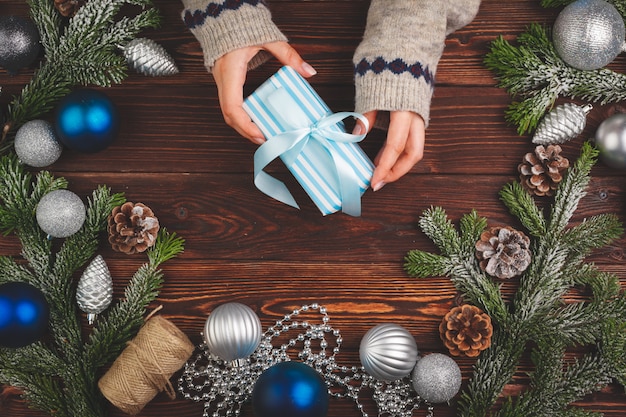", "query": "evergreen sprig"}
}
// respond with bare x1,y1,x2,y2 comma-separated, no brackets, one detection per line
0,155,184,417
404,143,626,417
